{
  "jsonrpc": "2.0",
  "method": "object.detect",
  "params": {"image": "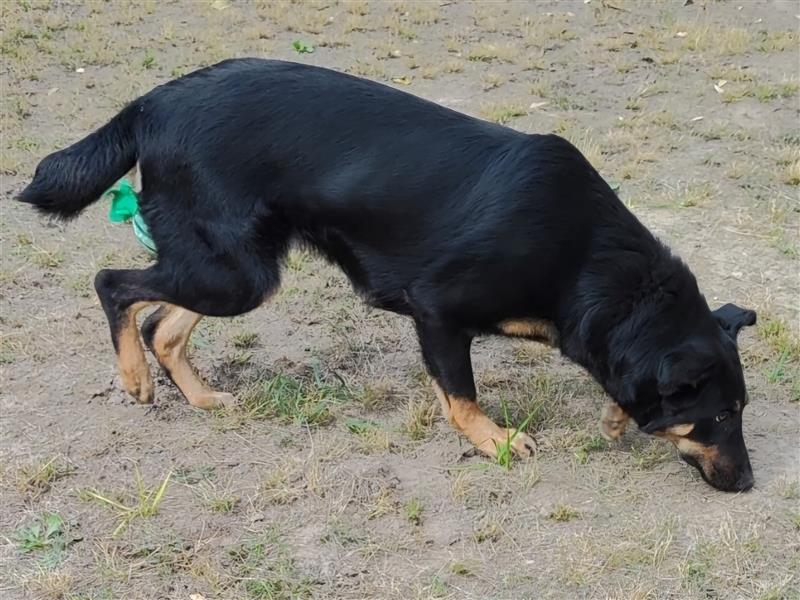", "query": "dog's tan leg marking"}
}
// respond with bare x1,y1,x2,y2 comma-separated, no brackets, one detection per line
498,318,559,346
600,400,630,441
118,301,155,404
152,305,235,409
432,381,536,458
